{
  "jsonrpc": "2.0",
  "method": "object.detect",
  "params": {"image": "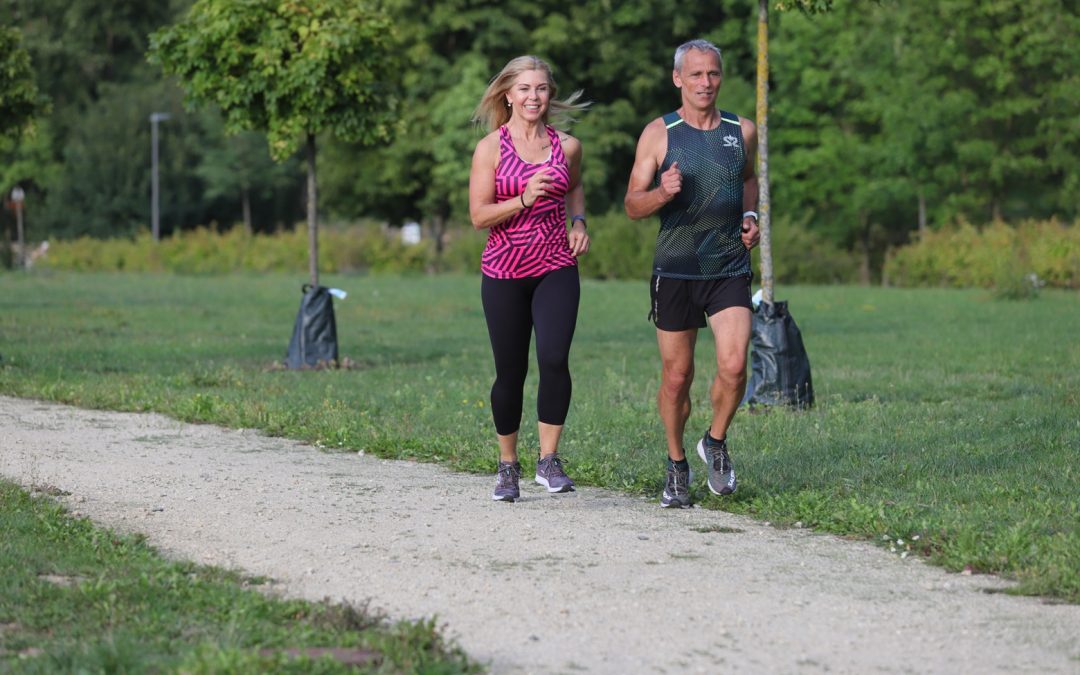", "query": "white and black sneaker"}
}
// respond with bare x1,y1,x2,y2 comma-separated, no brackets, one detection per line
661,461,693,508
697,432,736,495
